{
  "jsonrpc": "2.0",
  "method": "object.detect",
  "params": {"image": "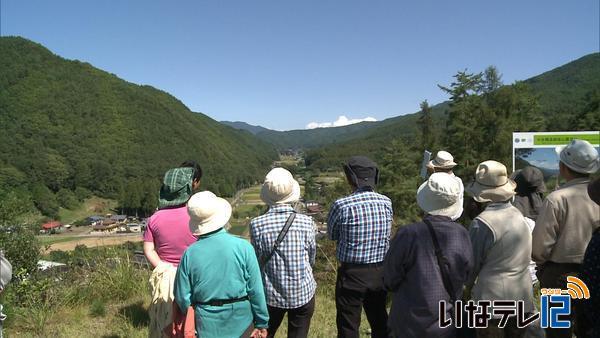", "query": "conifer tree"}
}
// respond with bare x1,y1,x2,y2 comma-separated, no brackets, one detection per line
438,70,484,175
417,100,435,151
